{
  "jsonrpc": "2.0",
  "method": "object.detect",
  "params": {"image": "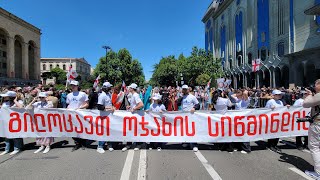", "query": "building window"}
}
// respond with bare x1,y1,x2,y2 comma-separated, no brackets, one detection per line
237,55,242,66
236,0,241,5
248,53,252,65
261,32,266,42
63,64,66,70
56,64,60,69
277,42,285,57
2,39,6,45
261,49,267,61
278,0,285,35
43,64,46,70
3,51,6,58
49,64,53,70
229,58,233,70
2,63,6,69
